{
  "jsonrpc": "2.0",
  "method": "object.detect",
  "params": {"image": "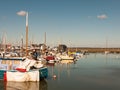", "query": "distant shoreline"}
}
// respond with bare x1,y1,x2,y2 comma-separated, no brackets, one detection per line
68,47,120,53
